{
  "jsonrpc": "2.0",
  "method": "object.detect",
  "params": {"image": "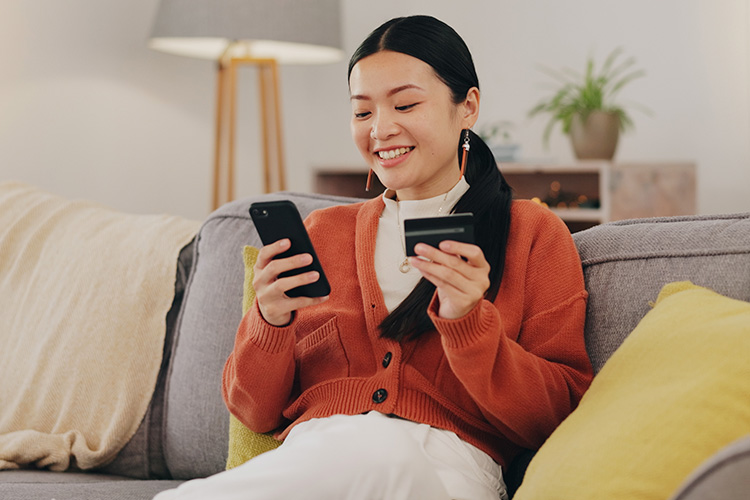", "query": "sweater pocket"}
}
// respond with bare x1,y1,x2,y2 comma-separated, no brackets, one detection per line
294,317,349,391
